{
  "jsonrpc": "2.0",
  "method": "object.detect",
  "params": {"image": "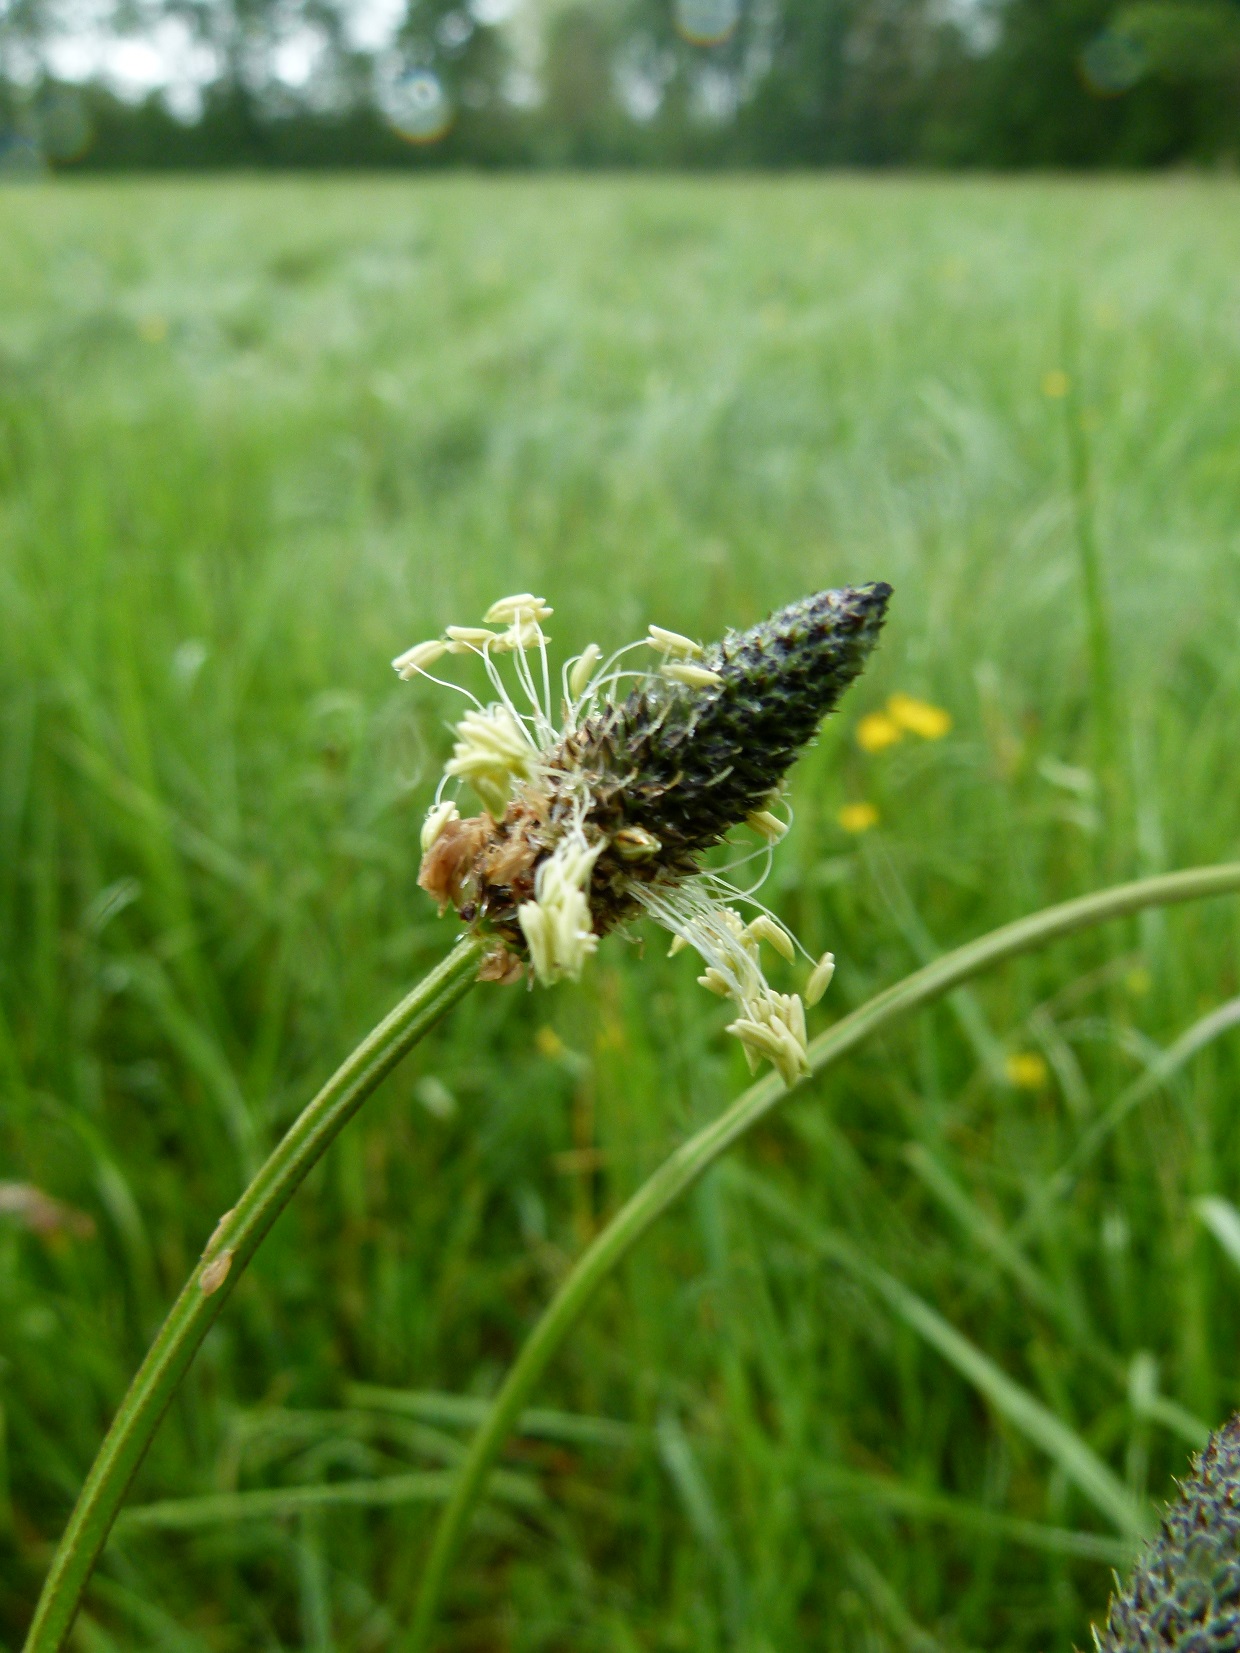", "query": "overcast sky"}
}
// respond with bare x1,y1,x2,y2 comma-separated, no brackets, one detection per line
21,0,513,115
